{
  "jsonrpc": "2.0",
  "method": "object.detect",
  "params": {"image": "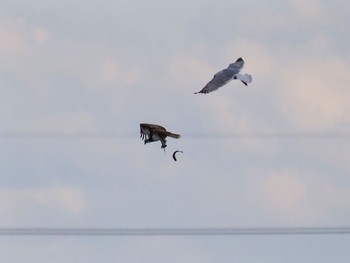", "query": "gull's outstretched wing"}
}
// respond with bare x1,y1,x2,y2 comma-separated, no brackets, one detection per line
195,58,247,94
195,70,233,94
228,57,244,71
